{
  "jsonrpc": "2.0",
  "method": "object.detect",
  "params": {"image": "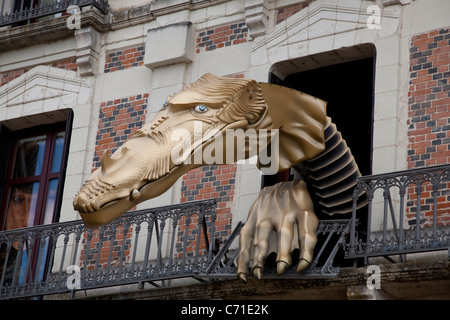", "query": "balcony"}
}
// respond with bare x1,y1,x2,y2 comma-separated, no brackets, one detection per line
345,164,450,262
0,199,218,299
1,165,449,300
0,0,110,52
0,0,108,27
